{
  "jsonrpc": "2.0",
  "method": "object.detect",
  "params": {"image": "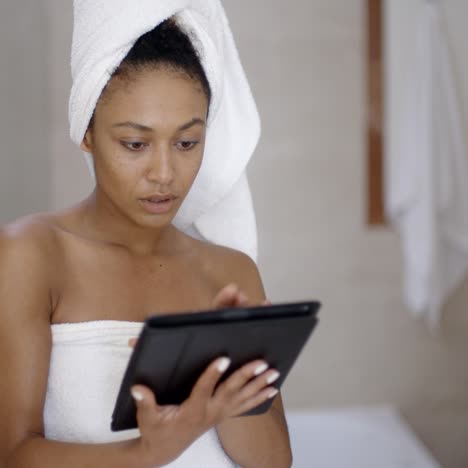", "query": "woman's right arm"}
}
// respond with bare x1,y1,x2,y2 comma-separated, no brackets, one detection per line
0,224,153,468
